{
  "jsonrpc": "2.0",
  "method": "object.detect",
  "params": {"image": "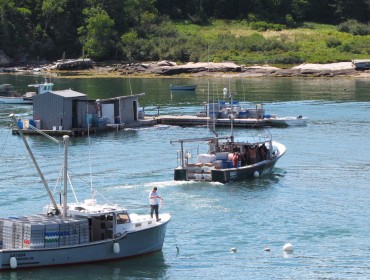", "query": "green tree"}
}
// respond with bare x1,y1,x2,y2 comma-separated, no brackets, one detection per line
291,0,310,21
120,31,139,61
123,0,158,28
78,7,116,59
41,0,67,35
0,0,32,57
